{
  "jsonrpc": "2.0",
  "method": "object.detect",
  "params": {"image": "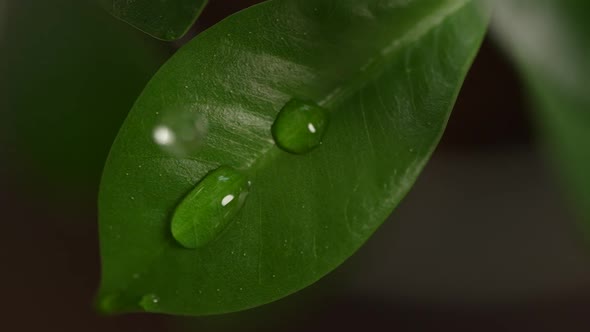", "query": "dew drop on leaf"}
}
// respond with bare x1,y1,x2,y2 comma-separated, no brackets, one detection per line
139,294,160,310
271,99,329,154
171,166,251,249
152,111,208,156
